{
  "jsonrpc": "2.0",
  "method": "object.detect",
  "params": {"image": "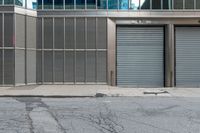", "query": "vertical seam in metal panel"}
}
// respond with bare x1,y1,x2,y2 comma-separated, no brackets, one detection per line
63,17,65,83
74,18,76,84
95,17,97,83
163,26,165,87
42,17,44,83
2,13,4,85
174,26,176,86
85,18,87,83
25,15,27,84
106,18,108,84
14,13,16,86
53,17,55,84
